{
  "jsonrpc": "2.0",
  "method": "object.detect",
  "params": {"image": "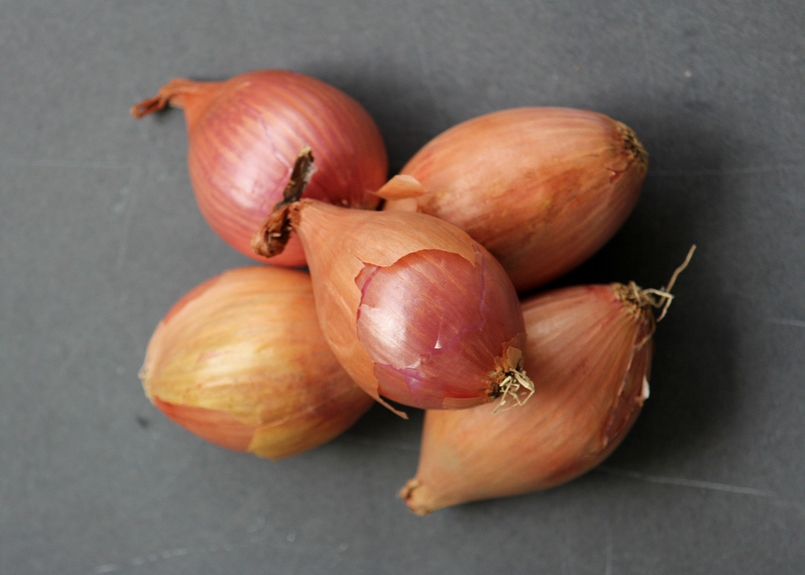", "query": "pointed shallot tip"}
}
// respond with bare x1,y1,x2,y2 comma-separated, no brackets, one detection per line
398,479,431,516
130,96,166,119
